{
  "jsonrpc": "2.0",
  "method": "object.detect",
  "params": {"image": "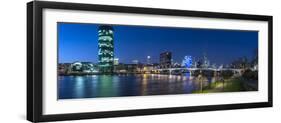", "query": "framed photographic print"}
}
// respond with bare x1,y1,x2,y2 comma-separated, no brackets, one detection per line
27,1,273,122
